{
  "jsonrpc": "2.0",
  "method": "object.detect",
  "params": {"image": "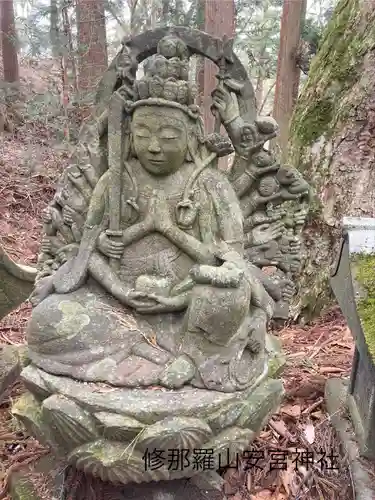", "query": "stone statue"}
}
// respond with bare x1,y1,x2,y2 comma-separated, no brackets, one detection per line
9,28,309,493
